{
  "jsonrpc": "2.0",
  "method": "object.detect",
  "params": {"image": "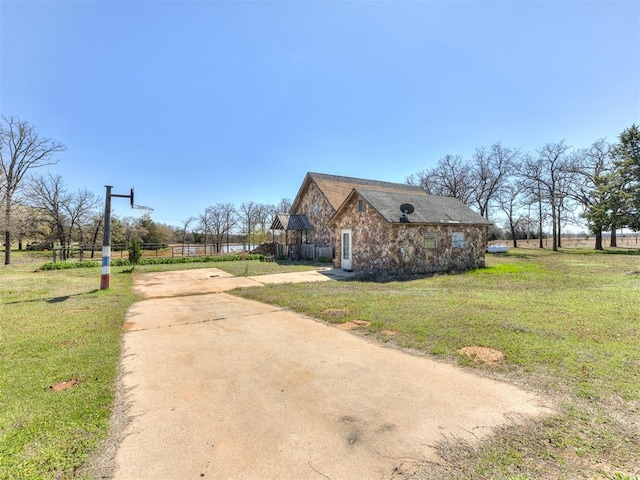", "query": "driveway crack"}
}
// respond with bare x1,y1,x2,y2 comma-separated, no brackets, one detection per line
125,308,283,332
